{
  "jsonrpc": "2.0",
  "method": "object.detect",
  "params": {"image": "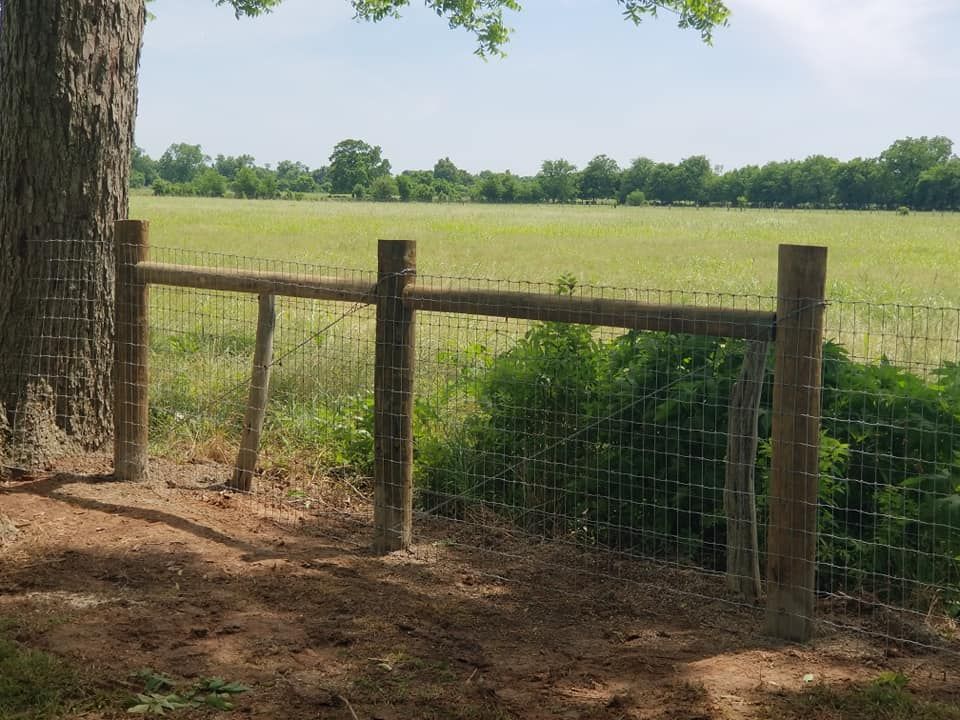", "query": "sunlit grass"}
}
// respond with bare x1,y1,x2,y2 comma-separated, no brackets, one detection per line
133,197,960,474
131,196,960,307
